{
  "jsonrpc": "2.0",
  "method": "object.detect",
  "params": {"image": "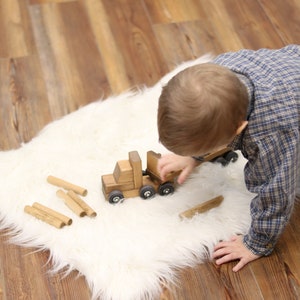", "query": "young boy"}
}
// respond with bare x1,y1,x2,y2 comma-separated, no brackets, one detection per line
157,45,300,272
